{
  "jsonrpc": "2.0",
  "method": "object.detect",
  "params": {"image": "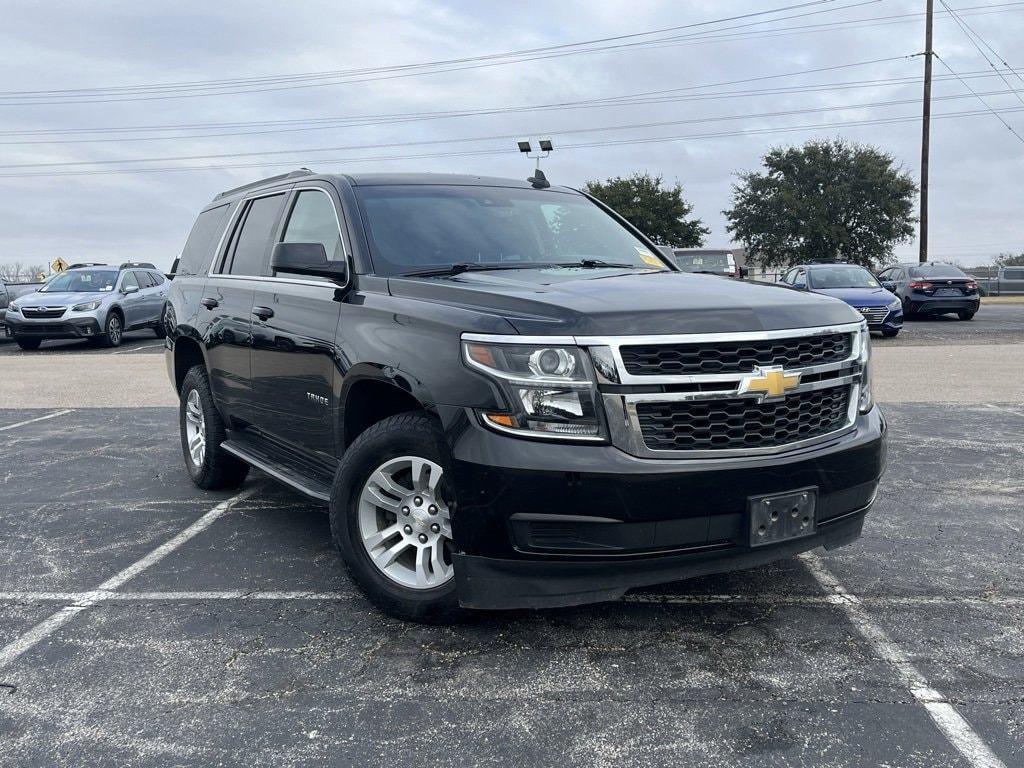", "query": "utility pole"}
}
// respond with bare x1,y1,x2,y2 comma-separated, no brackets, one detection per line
919,0,934,264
